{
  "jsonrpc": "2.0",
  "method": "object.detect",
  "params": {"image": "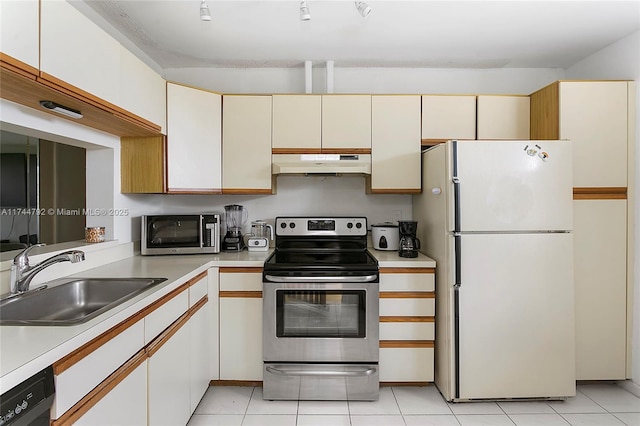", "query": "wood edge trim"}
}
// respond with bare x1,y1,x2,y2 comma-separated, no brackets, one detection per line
380,340,435,348
221,189,274,195
166,189,223,195
52,350,147,426
219,291,263,298
421,139,449,145
380,292,435,298
272,148,323,154
380,267,435,274
381,382,431,386
189,295,209,317
137,282,190,319
210,380,263,387
320,148,371,154
0,56,38,79
573,187,627,200
145,310,191,357
369,189,422,194
219,267,263,273
380,316,435,323
188,271,209,287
